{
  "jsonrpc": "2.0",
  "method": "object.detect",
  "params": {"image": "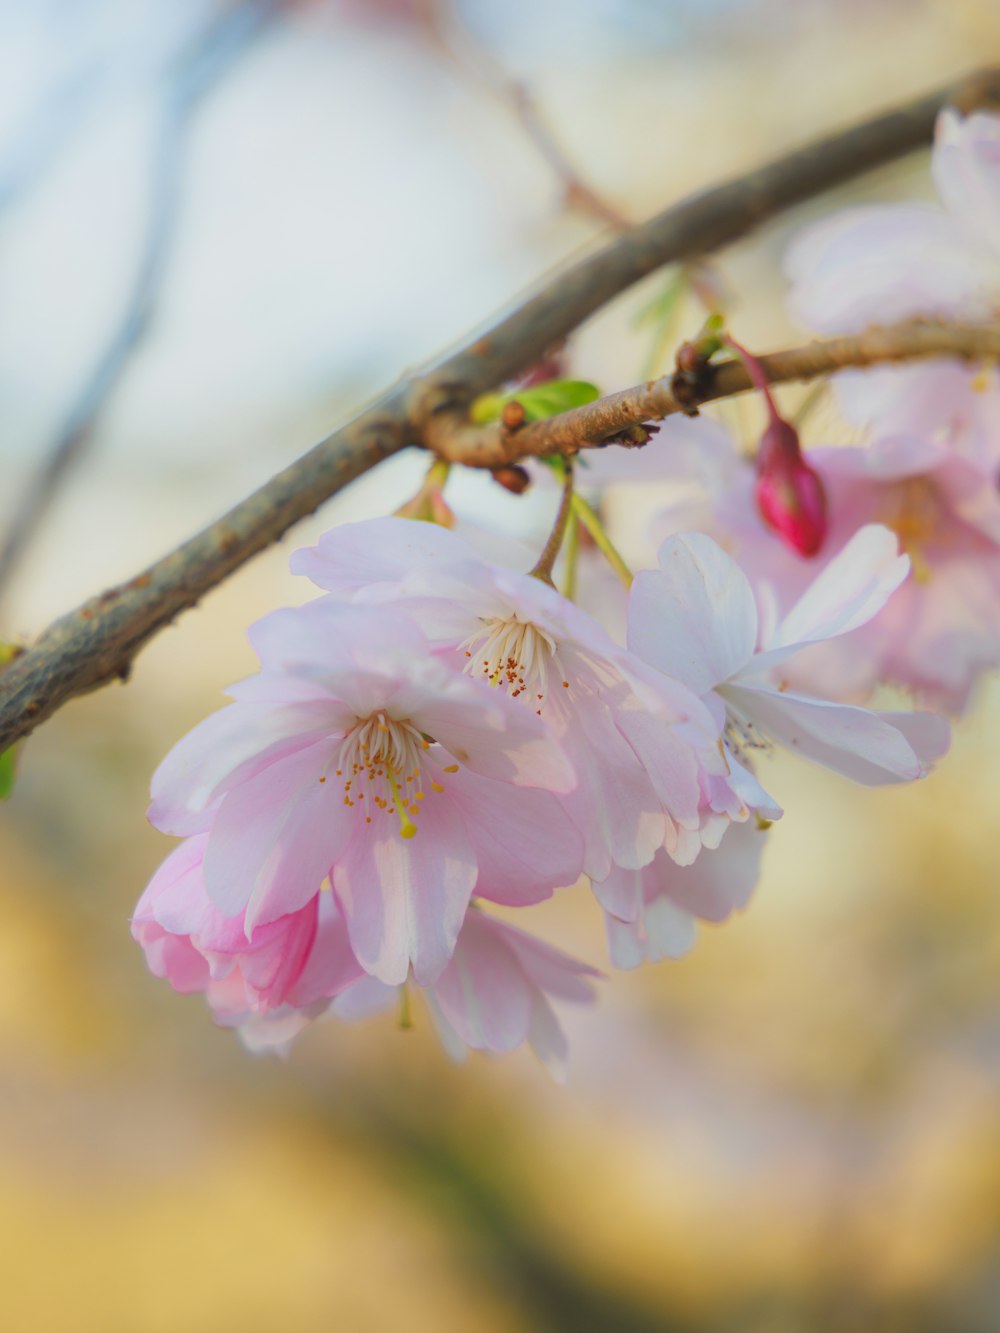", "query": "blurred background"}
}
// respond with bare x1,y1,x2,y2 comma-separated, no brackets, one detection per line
3,1,1000,1328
